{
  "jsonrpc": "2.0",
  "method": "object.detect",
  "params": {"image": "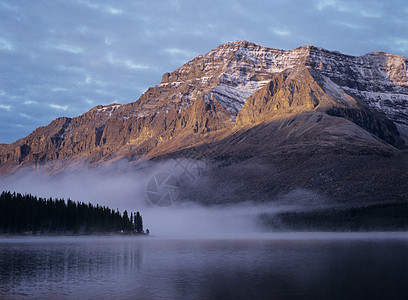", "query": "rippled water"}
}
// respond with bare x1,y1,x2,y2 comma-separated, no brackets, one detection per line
1,233,408,300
